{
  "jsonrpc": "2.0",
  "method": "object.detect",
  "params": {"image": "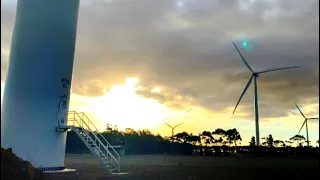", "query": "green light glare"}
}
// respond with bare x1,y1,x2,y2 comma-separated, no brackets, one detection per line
242,41,248,47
